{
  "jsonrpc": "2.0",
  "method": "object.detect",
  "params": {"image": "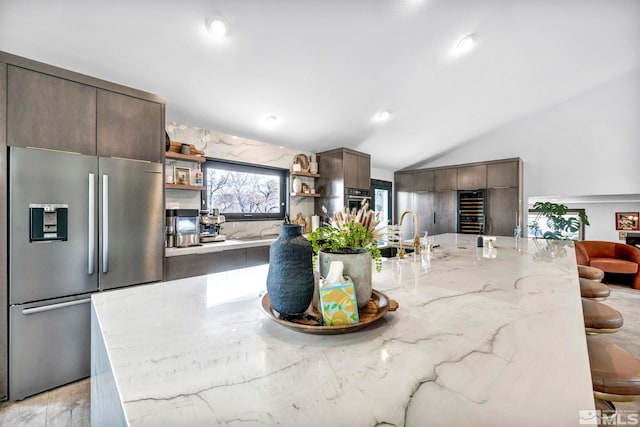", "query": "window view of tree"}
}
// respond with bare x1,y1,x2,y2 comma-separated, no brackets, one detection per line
202,159,286,220
206,168,280,213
